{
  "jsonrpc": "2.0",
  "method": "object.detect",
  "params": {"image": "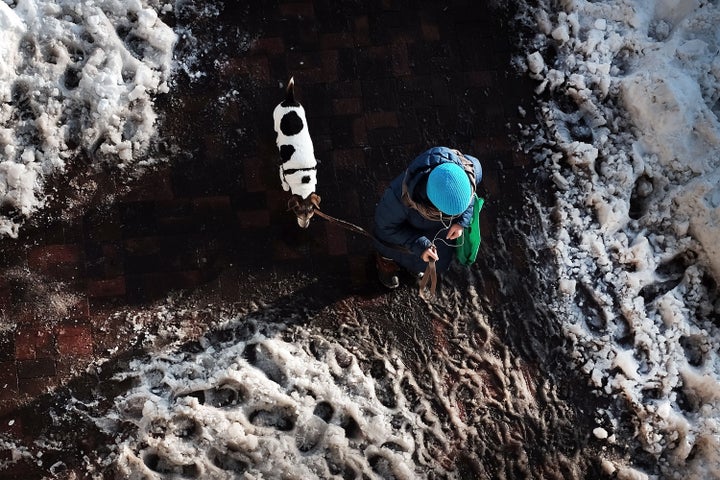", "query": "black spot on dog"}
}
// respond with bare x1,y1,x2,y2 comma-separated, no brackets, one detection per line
283,167,315,176
280,144,295,162
280,111,304,136
301,175,311,184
